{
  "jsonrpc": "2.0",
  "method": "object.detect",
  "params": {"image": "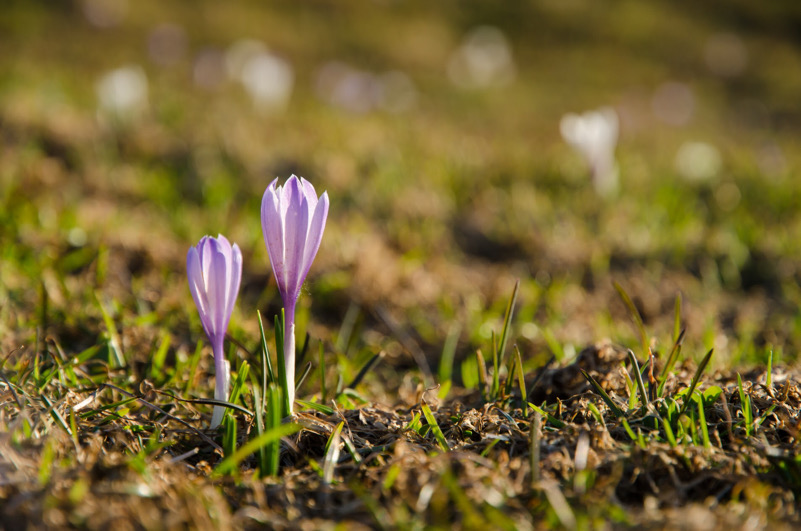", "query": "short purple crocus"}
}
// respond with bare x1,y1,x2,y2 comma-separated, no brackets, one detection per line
261,175,329,413
187,234,242,428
